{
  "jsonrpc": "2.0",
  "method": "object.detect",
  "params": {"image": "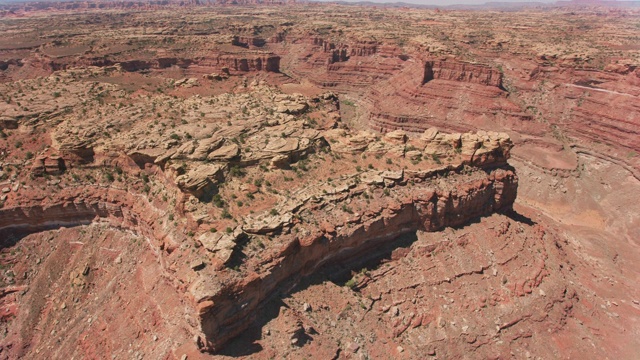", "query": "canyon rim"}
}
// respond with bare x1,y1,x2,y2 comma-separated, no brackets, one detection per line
0,1,639,359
